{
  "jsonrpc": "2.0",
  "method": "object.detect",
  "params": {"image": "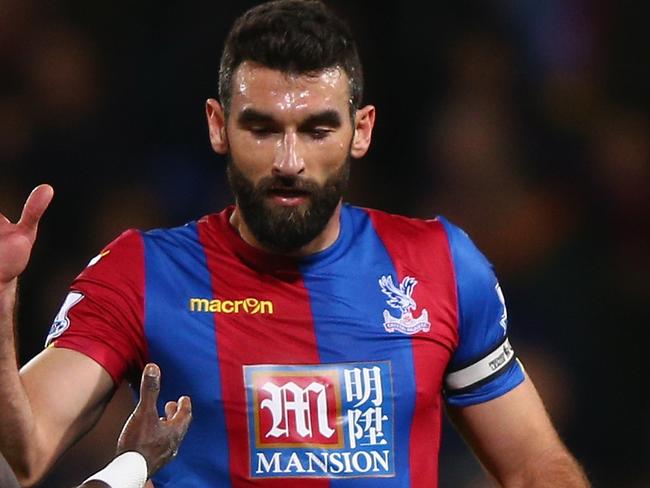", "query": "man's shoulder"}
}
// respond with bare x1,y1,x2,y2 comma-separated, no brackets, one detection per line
86,210,227,271
139,208,230,243
347,204,449,236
